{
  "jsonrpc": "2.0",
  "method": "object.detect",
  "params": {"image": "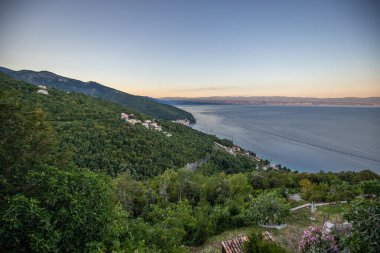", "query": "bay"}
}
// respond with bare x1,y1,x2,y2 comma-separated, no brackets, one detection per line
178,105,380,173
